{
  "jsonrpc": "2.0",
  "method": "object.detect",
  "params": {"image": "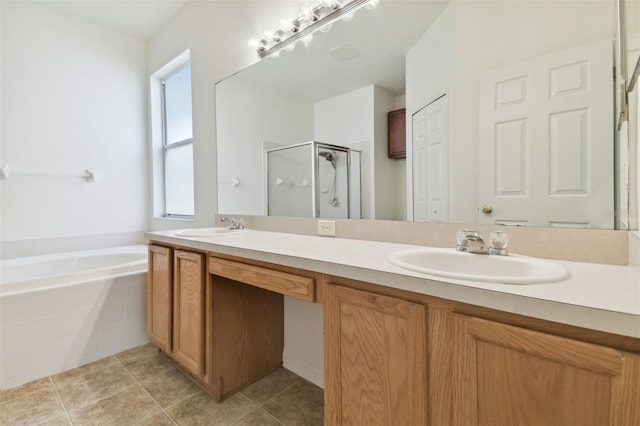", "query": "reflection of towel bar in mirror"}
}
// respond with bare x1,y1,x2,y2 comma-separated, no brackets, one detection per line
0,165,96,182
